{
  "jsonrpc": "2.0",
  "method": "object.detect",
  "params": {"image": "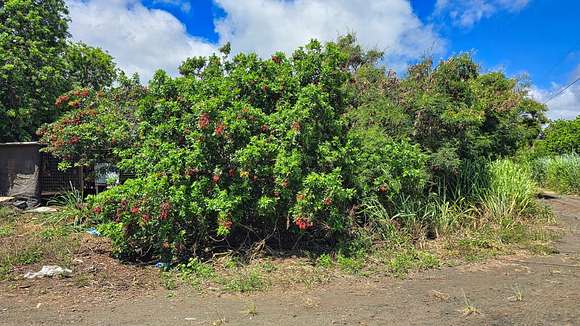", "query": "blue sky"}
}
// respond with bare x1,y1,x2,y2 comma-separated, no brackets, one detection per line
66,0,579,119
